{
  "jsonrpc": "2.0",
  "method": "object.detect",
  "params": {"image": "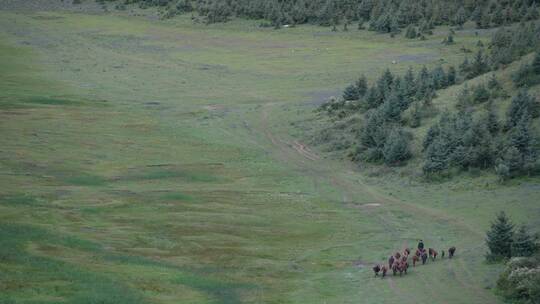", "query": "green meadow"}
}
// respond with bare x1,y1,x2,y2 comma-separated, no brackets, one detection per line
0,8,538,304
